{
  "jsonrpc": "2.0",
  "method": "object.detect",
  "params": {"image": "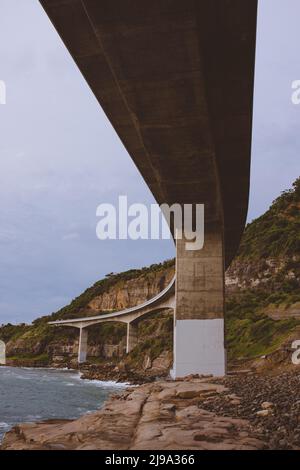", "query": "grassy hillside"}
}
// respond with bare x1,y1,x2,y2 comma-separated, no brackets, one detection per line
224,178,300,359
226,290,300,360
237,177,300,260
